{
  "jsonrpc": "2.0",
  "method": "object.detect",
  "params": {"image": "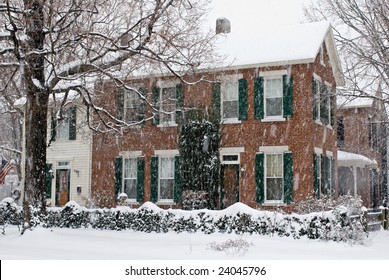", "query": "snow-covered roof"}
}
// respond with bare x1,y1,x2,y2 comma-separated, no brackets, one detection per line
337,151,377,168
210,20,343,85
337,95,373,109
